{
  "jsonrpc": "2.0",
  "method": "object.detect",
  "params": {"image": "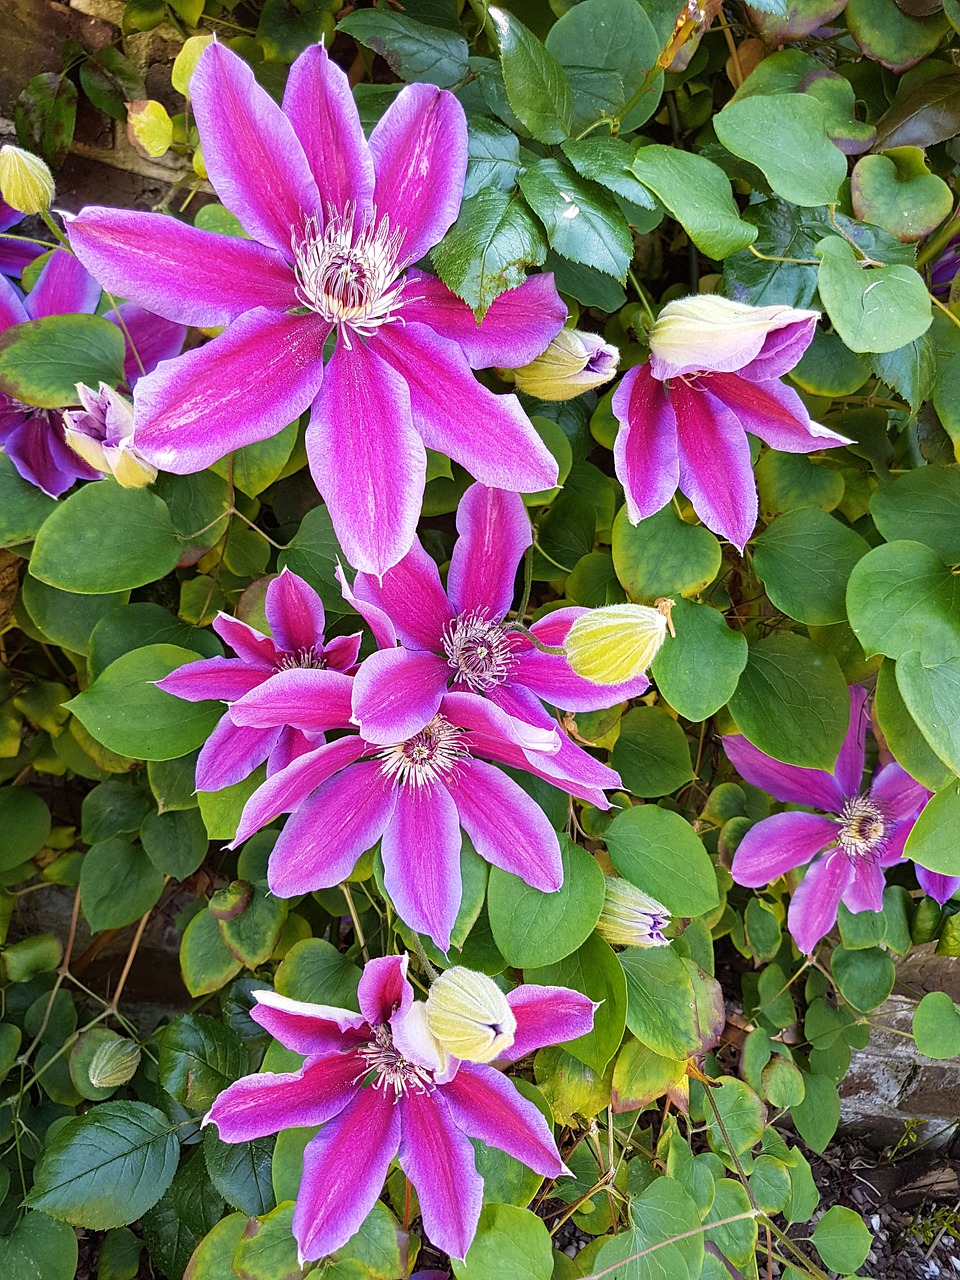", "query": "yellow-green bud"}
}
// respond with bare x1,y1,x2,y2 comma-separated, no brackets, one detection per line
513,328,619,401
565,599,675,685
596,877,671,948
425,967,517,1063
0,145,55,215
88,1036,142,1088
